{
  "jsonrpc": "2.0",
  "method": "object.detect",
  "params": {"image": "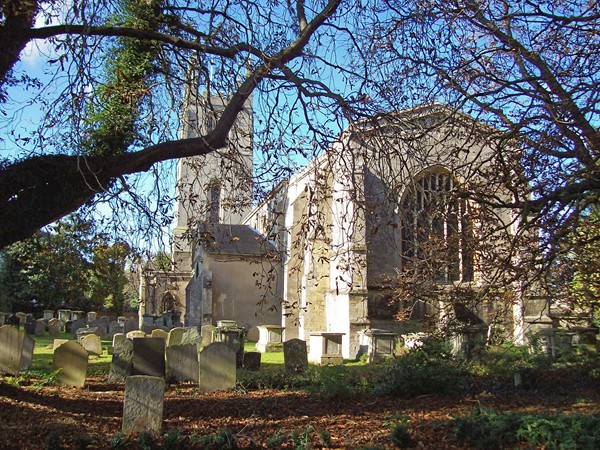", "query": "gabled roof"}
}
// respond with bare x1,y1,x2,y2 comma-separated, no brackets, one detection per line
197,224,279,257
